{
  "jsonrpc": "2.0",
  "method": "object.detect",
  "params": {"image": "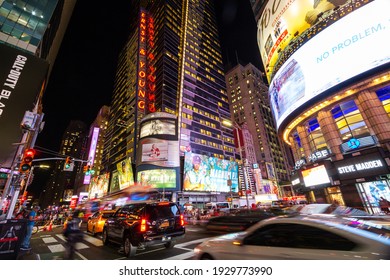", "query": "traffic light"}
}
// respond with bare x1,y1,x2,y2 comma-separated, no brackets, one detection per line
19,148,36,173
64,156,72,169
83,165,91,175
